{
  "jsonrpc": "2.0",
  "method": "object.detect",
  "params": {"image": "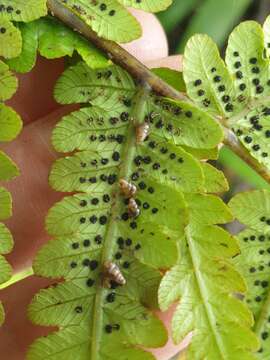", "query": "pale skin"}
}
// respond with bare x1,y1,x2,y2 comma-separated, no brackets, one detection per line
0,9,187,359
